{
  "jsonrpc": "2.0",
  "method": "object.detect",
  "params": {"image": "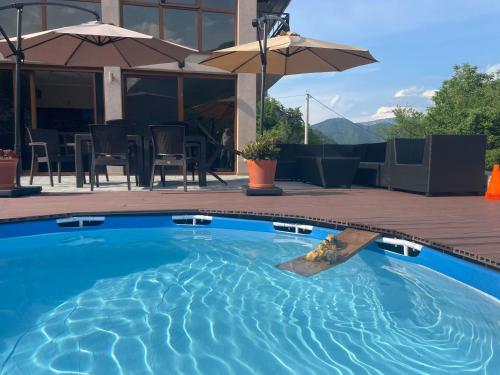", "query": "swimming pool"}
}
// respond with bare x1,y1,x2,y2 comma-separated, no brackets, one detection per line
0,214,498,374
